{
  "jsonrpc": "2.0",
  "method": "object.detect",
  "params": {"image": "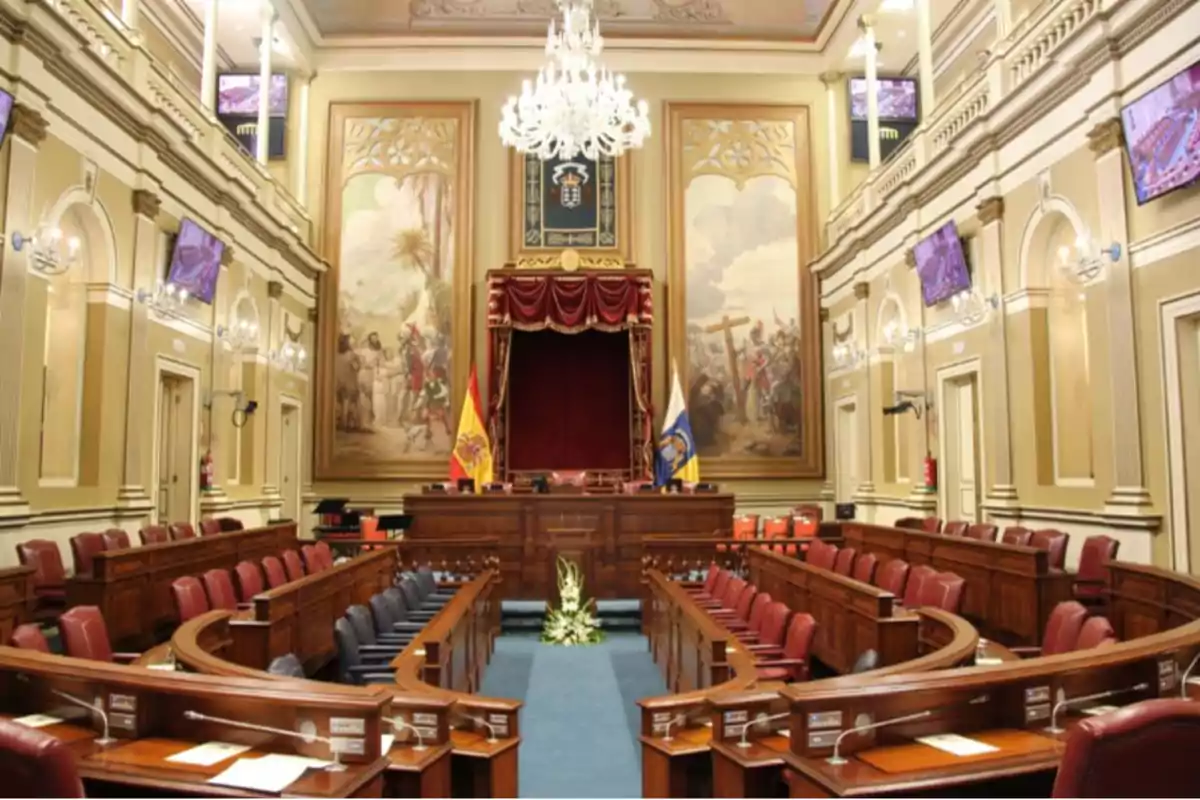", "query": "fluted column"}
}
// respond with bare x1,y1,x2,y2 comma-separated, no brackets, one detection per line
860,15,882,168
201,0,219,111
261,280,283,501
295,73,312,206
0,106,48,521
820,307,836,507
995,0,1014,37
819,72,842,208
117,189,161,511
916,0,936,115
256,3,275,166
853,281,875,498
1090,119,1152,514
977,197,1018,504
122,0,140,30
